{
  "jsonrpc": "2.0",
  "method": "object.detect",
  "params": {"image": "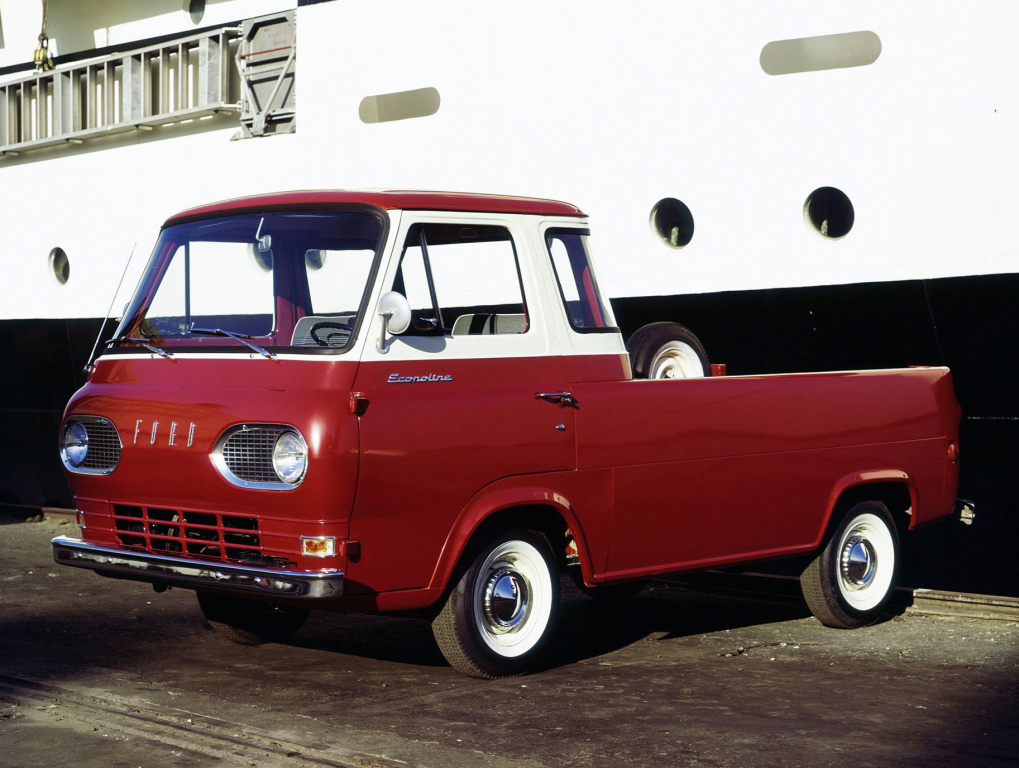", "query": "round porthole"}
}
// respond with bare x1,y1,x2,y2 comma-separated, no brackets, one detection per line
49,248,69,285
650,198,695,249
186,0,206,24
804,187,854,239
